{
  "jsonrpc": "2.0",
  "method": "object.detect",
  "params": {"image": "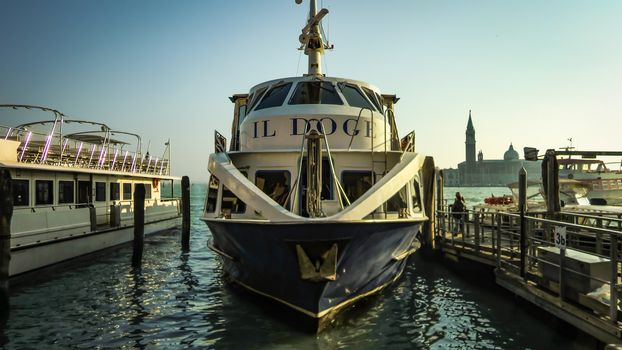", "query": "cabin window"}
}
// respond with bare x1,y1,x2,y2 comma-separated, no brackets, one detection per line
338,83,374,110
387,185,408,212
289,81,343,105
145,184,152,199
362,86,383,112
341,171,373,203
255,82,293,110
12,179,29,206
78,181,91,204
247,87,267,113
411,179,422,212
206,175,219,213
221,171,246,214
95,182,106,202
58,180,74,204
35,180,53,205
256,170,290,207
110,183,120,201
238,105,247,125
123,183,132,200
